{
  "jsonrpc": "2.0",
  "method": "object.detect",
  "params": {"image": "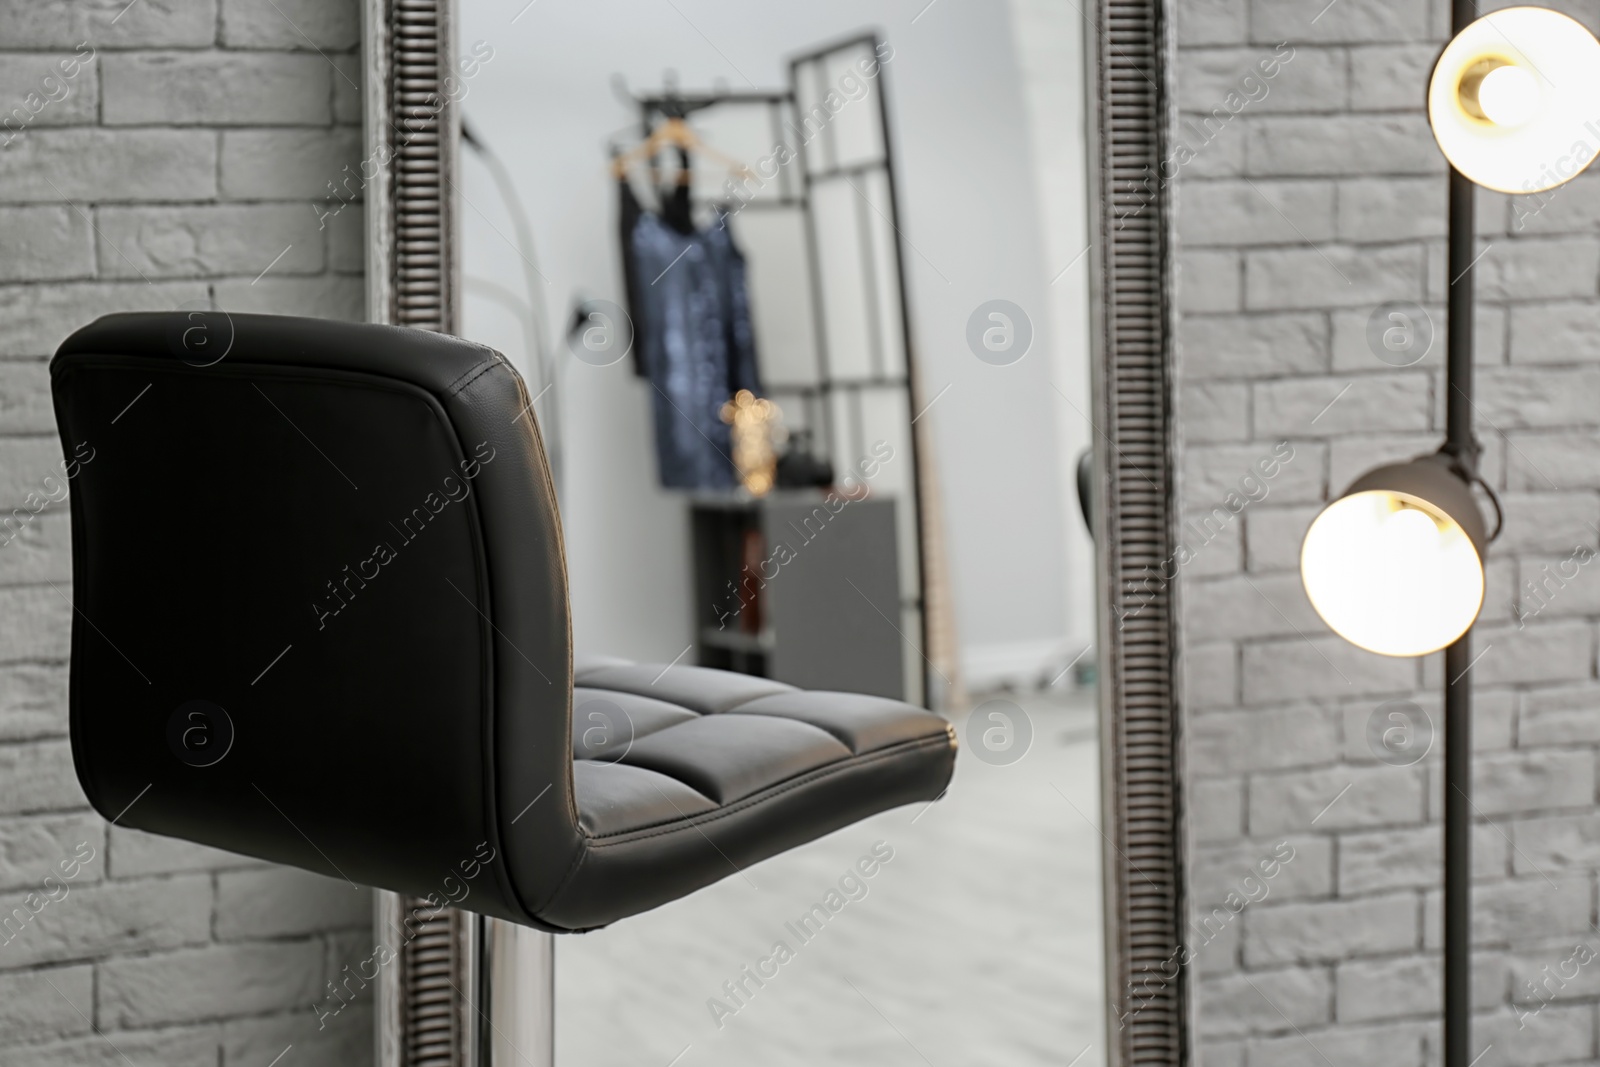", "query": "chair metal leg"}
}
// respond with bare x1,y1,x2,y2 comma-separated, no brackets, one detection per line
485,918,555,1067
